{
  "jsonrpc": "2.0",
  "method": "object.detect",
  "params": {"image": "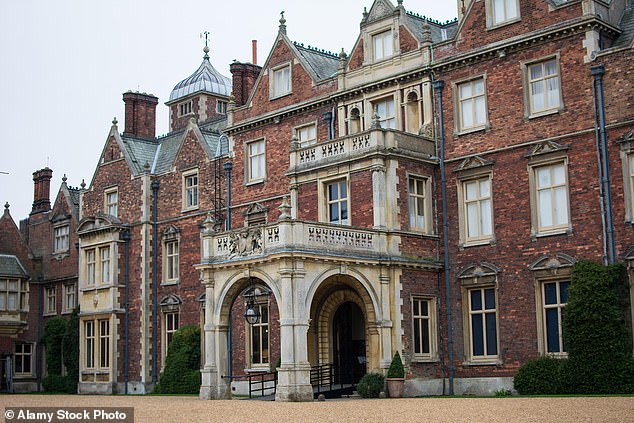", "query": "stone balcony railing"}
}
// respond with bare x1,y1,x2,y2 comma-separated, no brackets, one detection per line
201,219,400,263
289,128,435,172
